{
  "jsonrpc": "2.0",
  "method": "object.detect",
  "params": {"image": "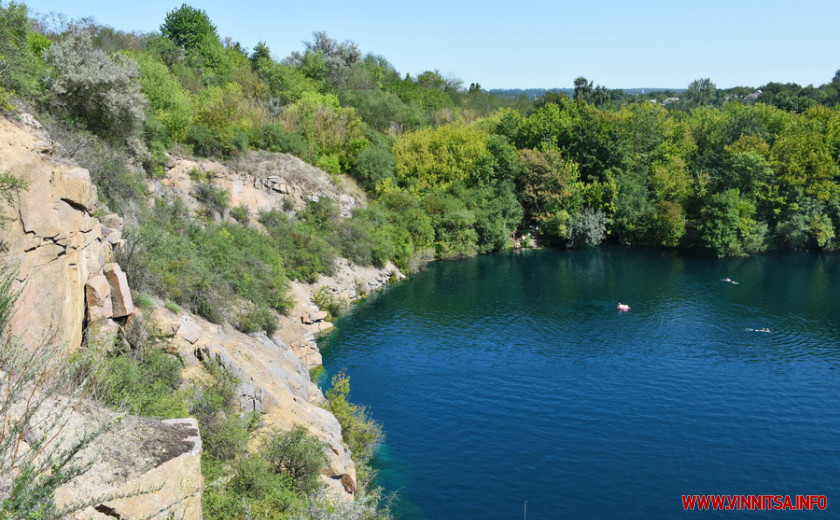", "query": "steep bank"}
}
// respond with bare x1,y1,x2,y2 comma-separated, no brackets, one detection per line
0,113,399,514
